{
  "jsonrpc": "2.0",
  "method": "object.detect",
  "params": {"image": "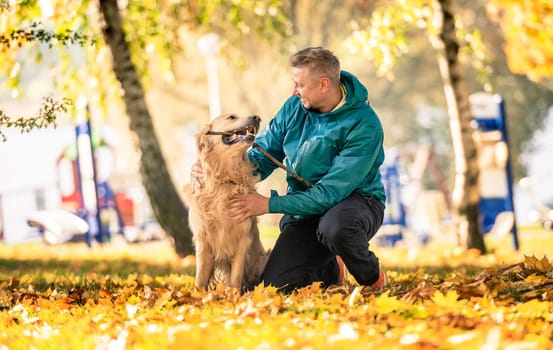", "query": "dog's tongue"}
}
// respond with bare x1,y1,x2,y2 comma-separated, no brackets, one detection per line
228,134,240,142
